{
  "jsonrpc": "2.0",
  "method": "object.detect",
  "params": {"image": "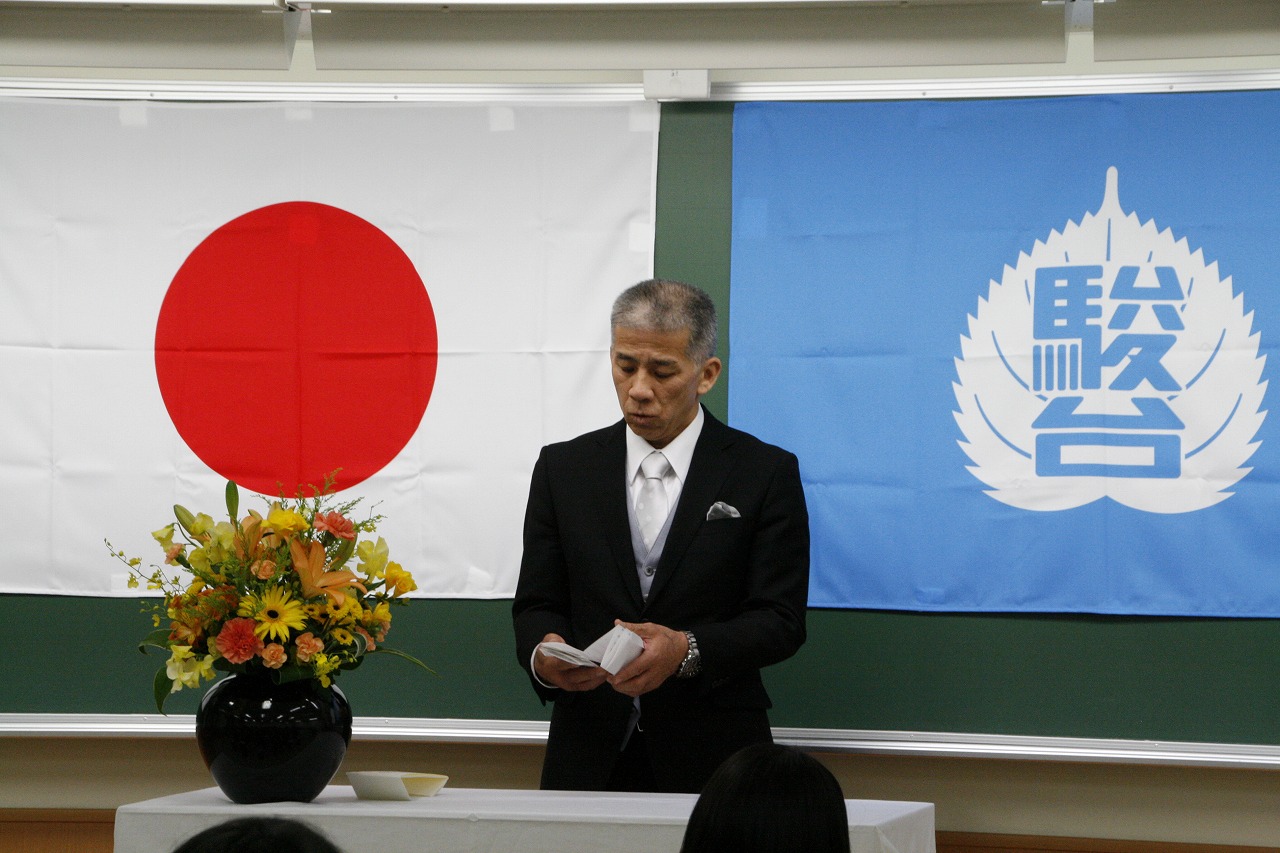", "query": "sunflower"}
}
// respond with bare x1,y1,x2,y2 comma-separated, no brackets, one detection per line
238,586,307,643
